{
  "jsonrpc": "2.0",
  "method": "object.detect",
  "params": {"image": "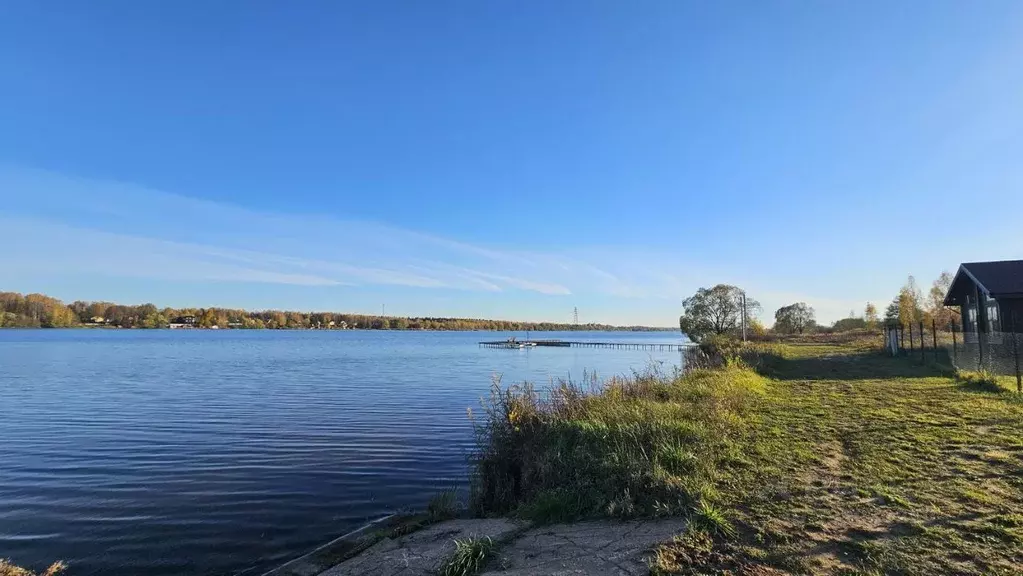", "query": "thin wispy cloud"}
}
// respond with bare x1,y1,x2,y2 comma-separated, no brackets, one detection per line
0,167,607,296
0,166,880,324
466,271,572,296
